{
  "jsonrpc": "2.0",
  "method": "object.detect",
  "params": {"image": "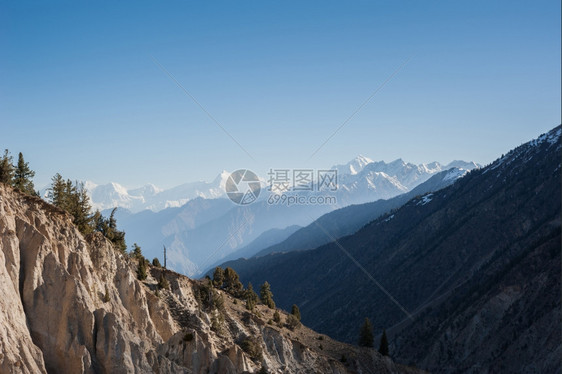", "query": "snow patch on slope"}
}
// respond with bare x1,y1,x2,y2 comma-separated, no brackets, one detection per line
417,193,434,206
444,168,468,182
